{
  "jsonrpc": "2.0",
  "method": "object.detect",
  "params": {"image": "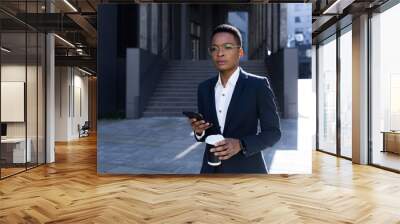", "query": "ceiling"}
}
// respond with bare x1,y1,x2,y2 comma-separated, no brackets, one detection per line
310,0,390,42
0,0,394,72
